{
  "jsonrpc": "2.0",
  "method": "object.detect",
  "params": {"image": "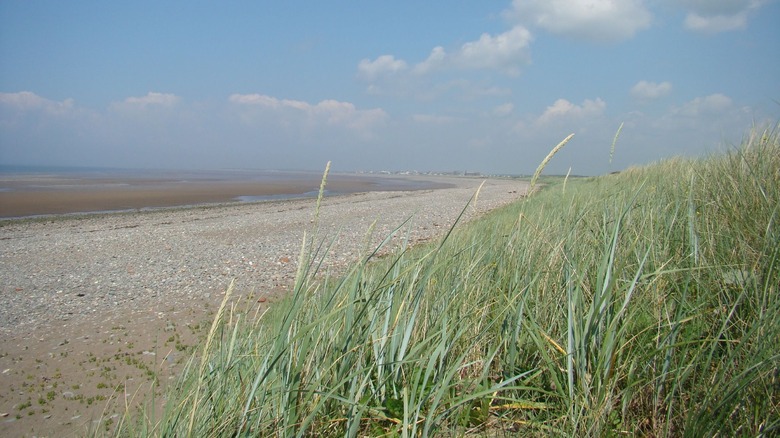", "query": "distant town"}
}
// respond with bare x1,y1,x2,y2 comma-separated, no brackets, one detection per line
354,169,523,178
